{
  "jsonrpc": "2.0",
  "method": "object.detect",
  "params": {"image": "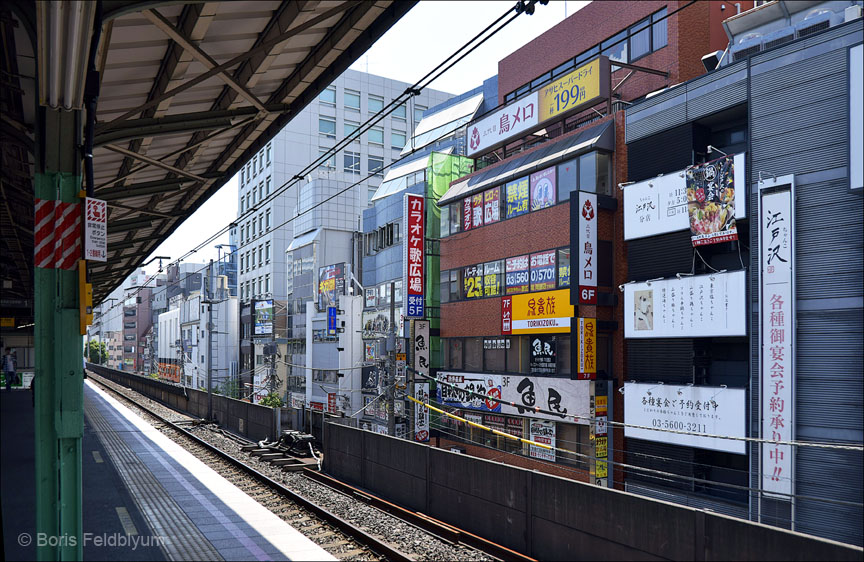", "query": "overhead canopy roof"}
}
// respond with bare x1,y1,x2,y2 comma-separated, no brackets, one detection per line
399,92,483,156
1,1,416,306
438,120,615,206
